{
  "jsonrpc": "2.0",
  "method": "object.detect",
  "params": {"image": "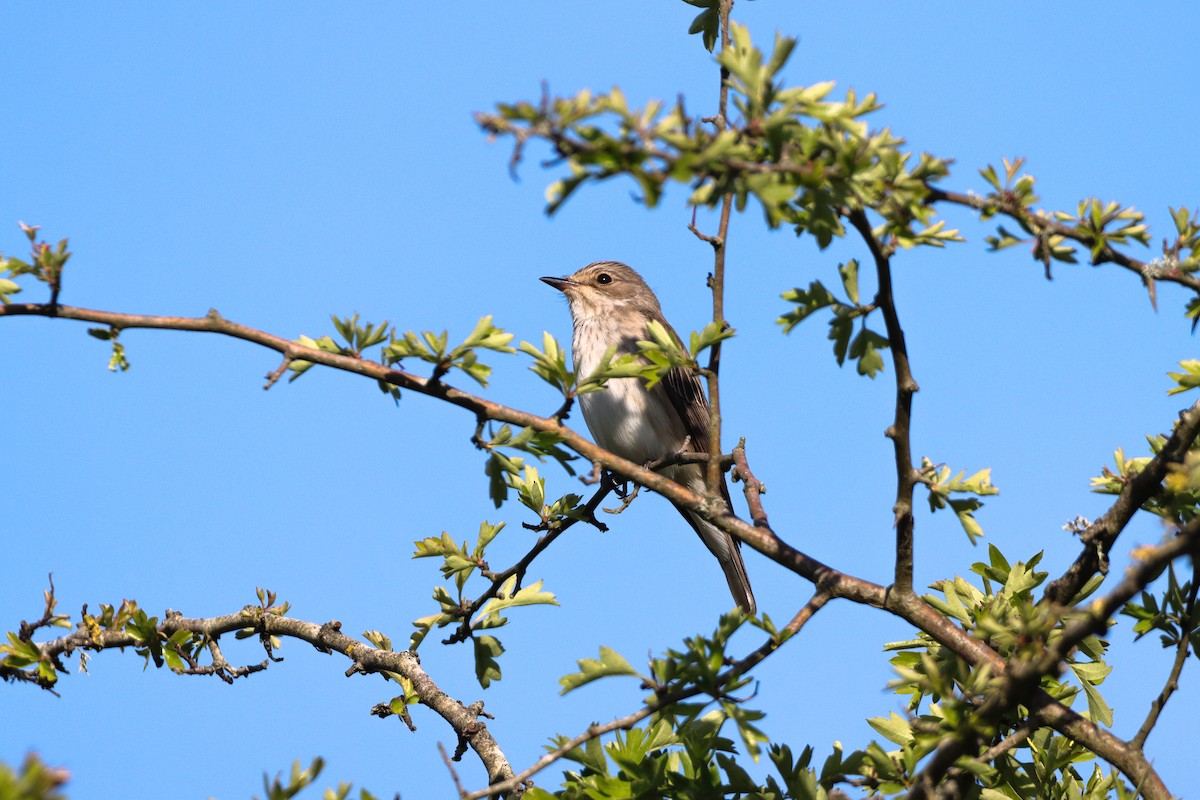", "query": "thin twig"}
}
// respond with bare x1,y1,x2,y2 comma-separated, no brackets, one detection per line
444,479,614,645
439,742,469,798
847,210,918,595
461,590,830,800
926,186,1200,294
699,0,736,498
1131,559,1200,750
731,438,771,531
